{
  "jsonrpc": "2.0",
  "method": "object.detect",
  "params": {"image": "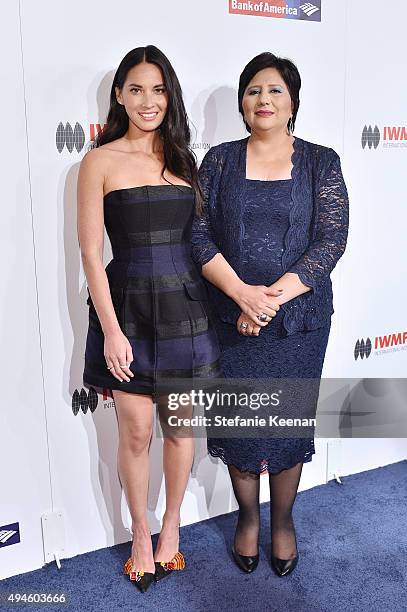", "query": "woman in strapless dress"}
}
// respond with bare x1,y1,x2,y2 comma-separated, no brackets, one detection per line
77,45,221,593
